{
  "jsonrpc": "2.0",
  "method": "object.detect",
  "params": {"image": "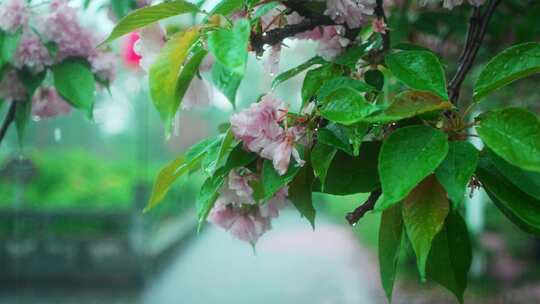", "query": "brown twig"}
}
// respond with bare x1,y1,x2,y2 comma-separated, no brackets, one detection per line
374,0,390,51
0,101,17,146
346,189,382,225
447,0,501,103
251,16,335,54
